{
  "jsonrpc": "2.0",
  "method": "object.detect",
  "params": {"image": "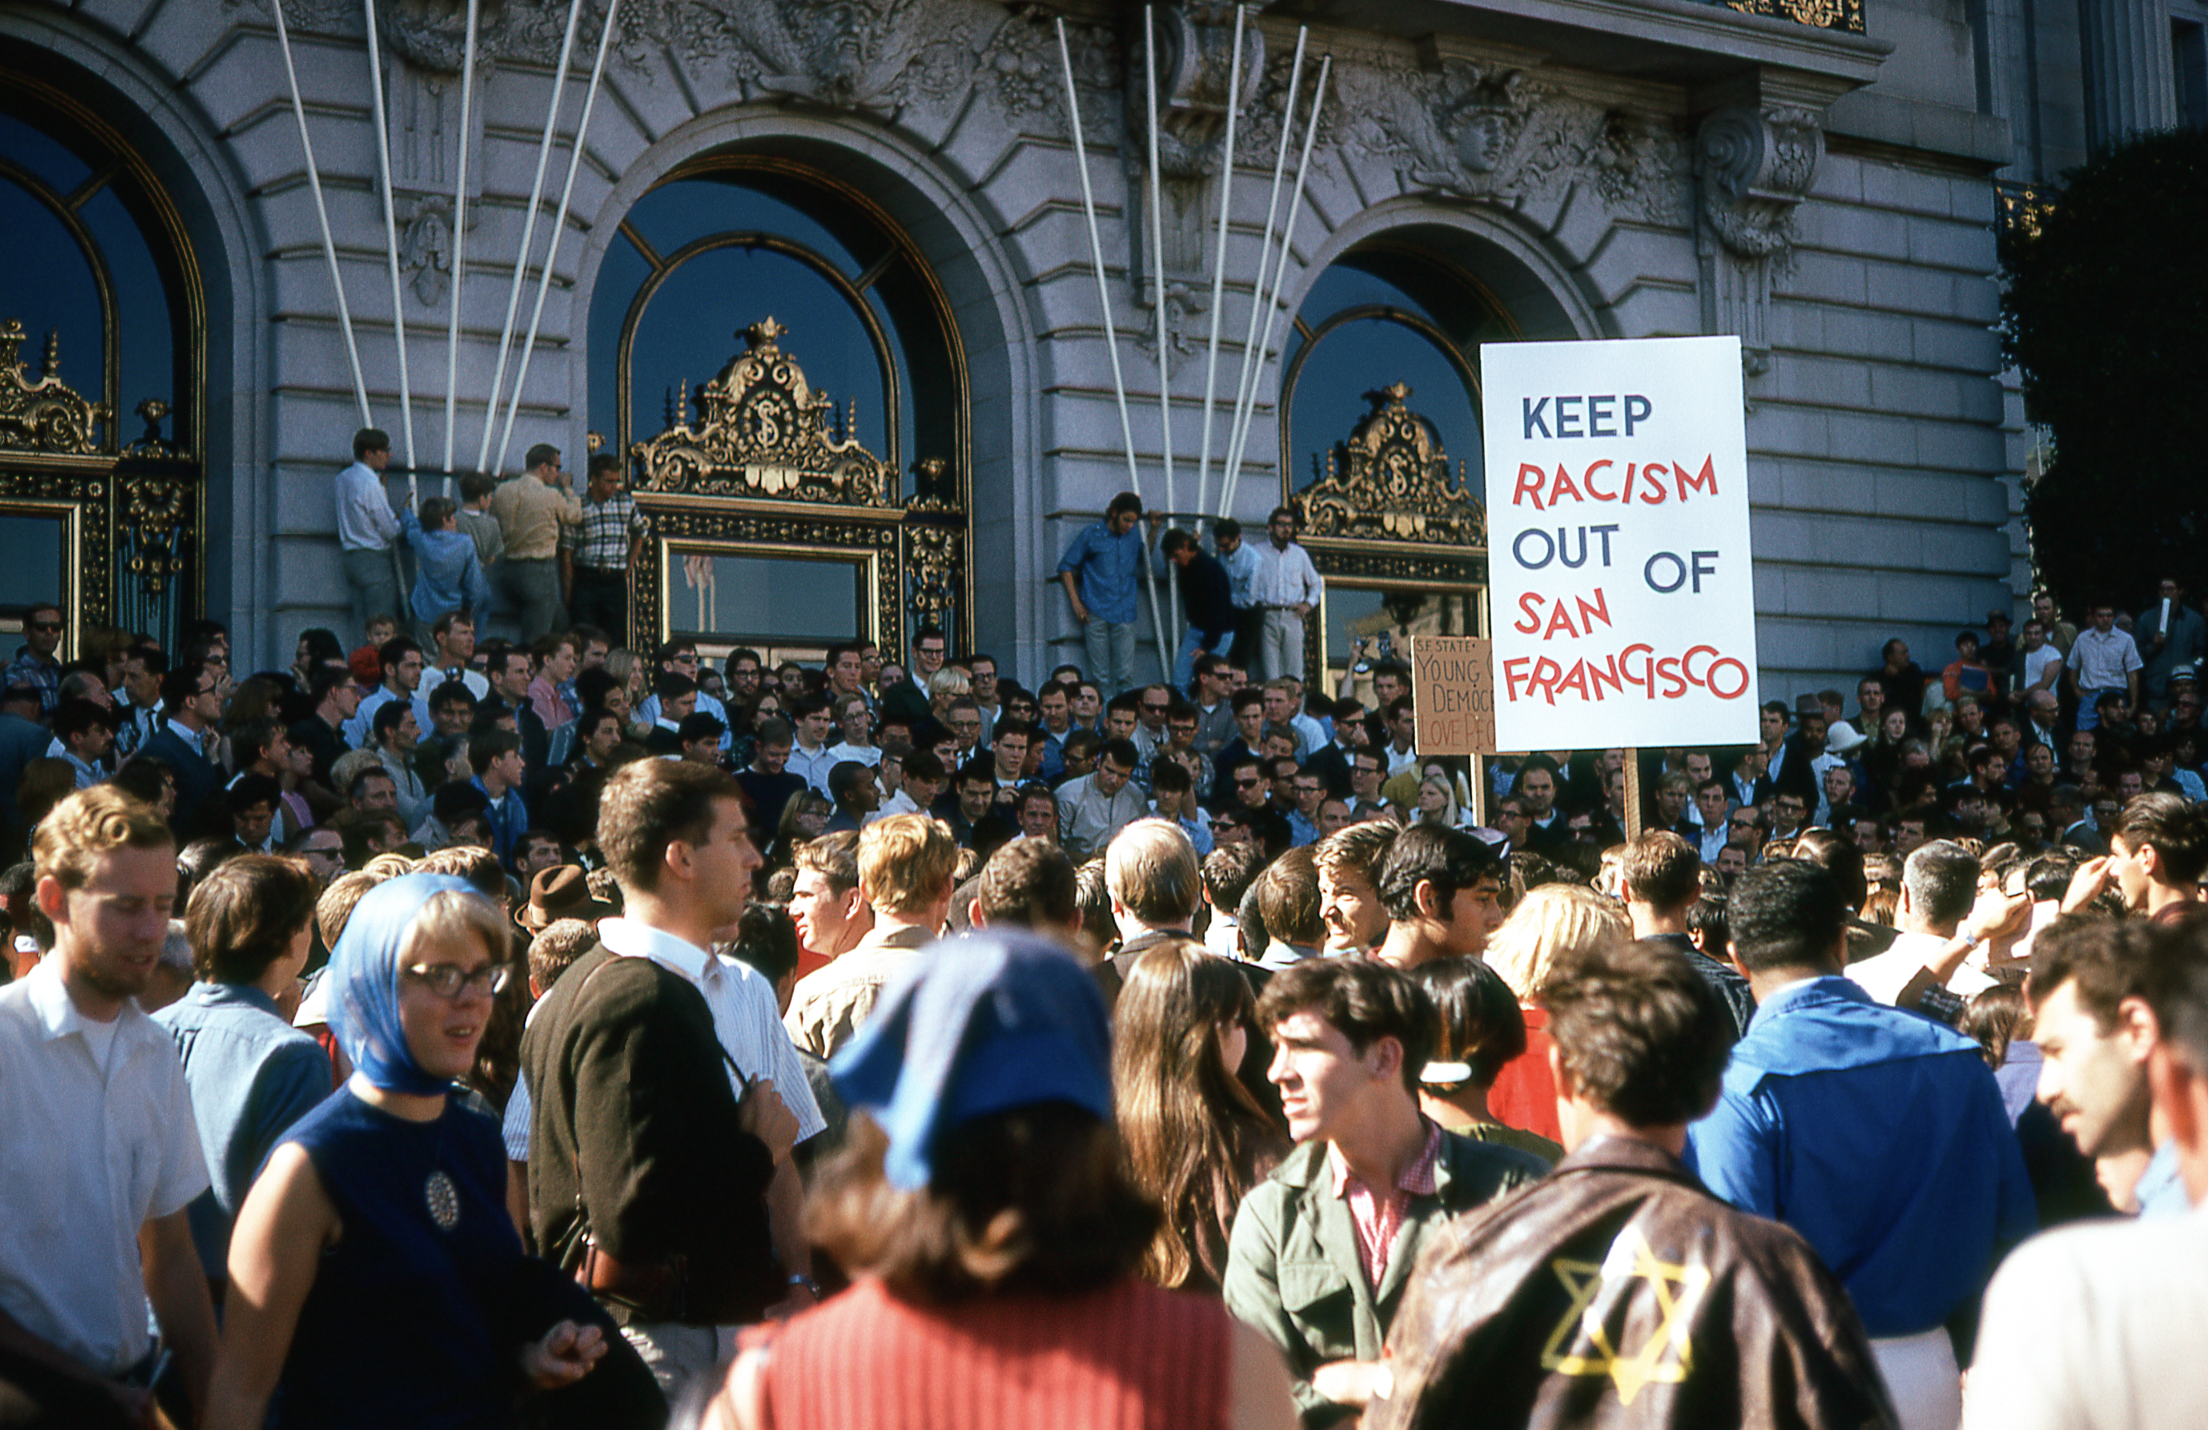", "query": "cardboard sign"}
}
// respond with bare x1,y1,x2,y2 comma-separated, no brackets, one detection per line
1411,636,1496,755
1479,336,1759,750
